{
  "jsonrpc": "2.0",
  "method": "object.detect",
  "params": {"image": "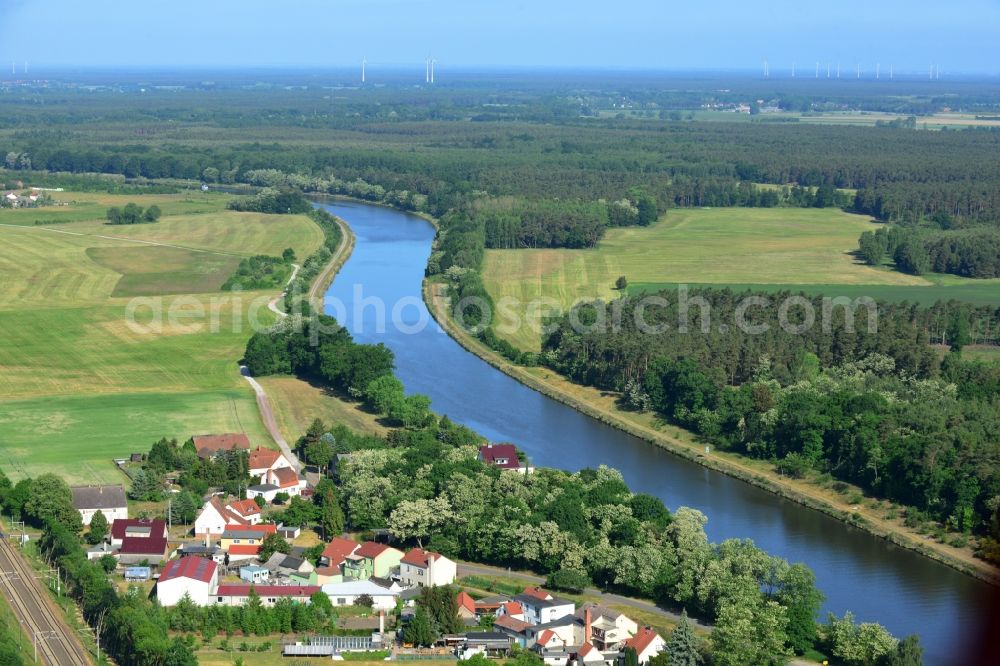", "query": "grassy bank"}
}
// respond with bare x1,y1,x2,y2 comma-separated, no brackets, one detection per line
425,280,1000,586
